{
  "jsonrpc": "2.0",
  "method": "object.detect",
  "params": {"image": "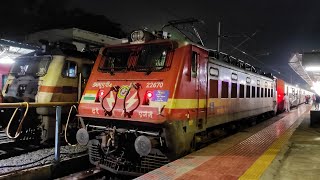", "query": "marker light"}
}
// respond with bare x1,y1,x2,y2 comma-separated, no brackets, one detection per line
95,89,105,102
147,92,153,99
